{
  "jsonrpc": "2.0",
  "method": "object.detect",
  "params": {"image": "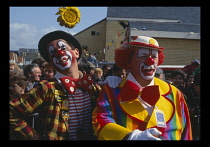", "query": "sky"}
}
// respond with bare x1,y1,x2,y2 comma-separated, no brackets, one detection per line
10,7,108,51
